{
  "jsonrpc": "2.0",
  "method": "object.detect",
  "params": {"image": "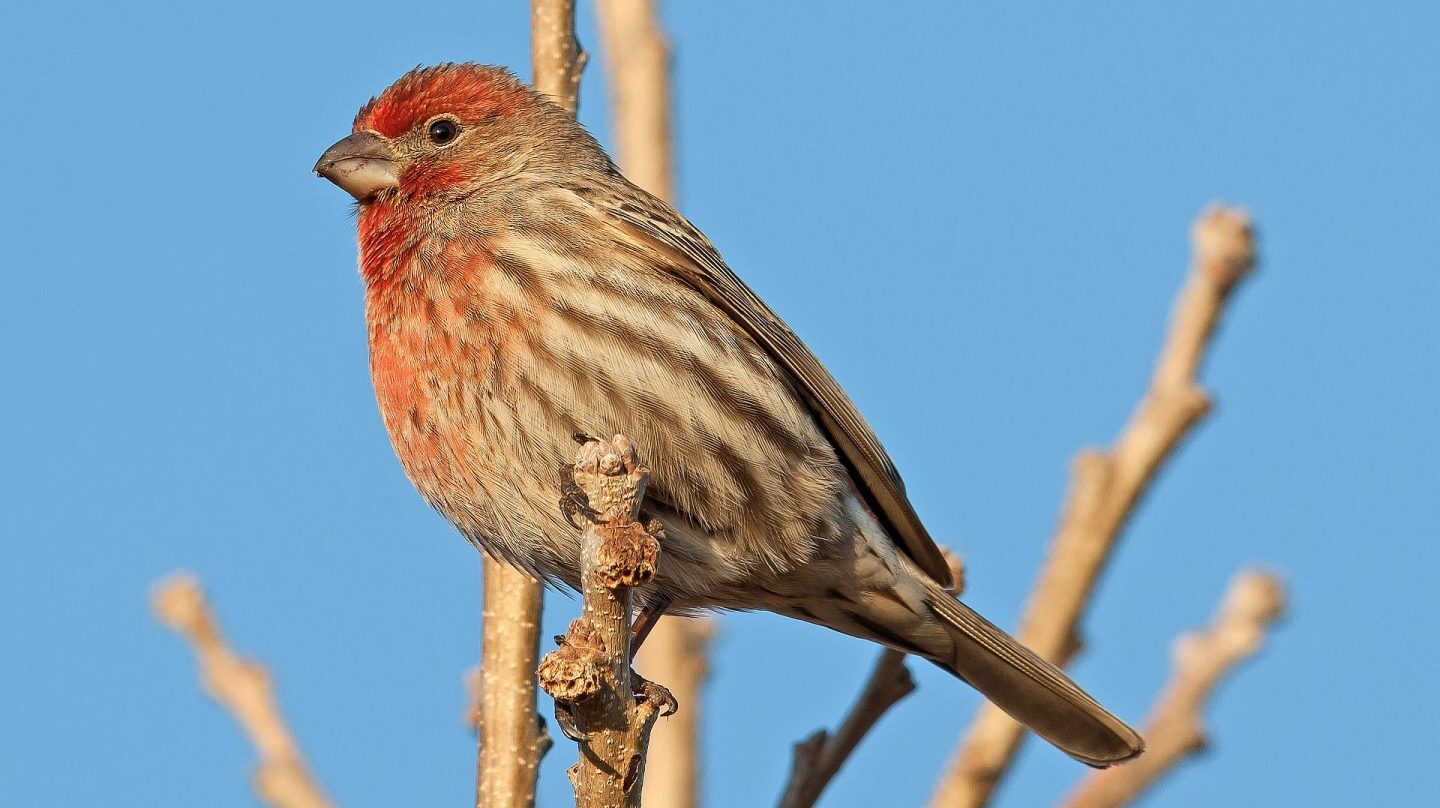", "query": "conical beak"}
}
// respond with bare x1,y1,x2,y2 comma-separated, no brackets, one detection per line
314,131,399,201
